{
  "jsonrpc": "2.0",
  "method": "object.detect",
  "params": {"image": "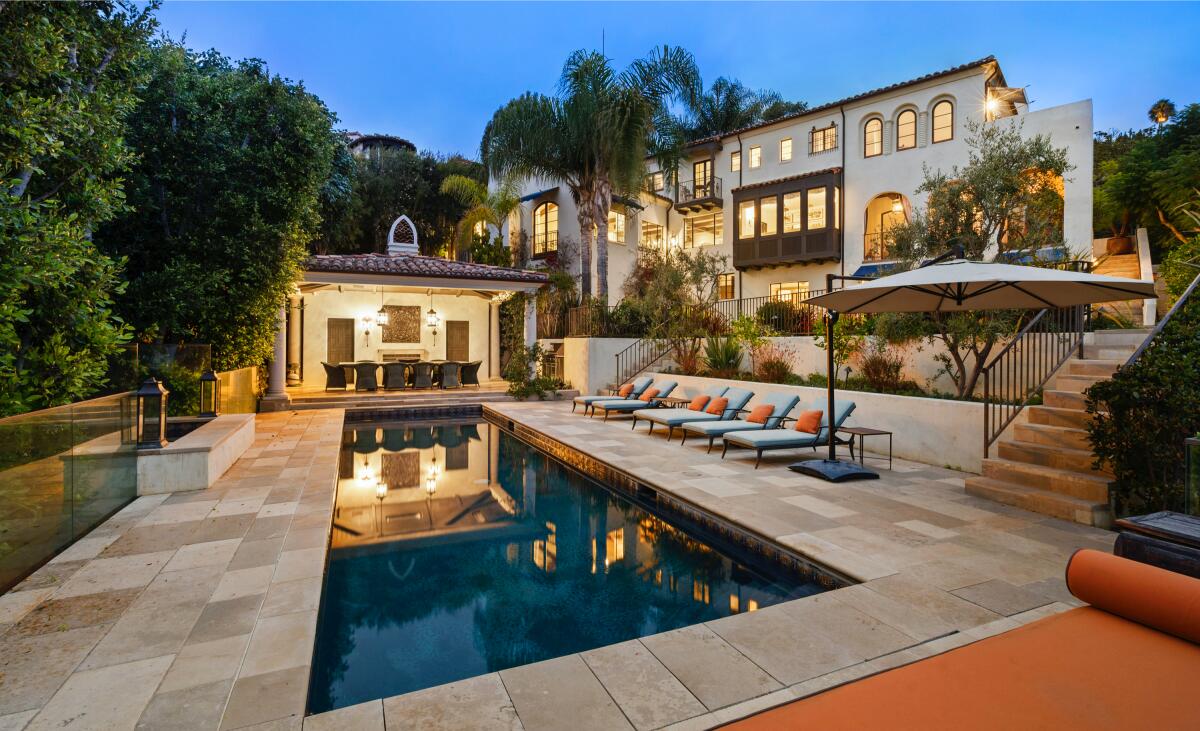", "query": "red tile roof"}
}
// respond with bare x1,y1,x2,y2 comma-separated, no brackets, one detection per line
305,253,549,284
730,168,843,194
